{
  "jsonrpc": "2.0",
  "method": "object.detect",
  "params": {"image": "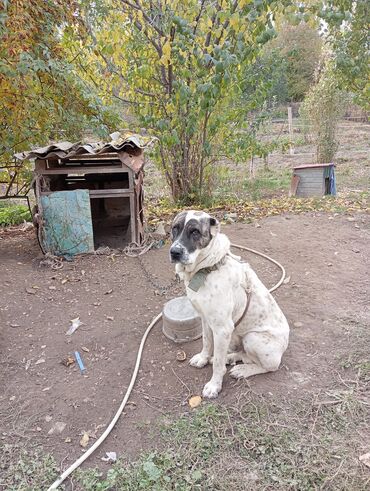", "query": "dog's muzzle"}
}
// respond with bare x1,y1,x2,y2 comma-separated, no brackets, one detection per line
170,244,184,263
